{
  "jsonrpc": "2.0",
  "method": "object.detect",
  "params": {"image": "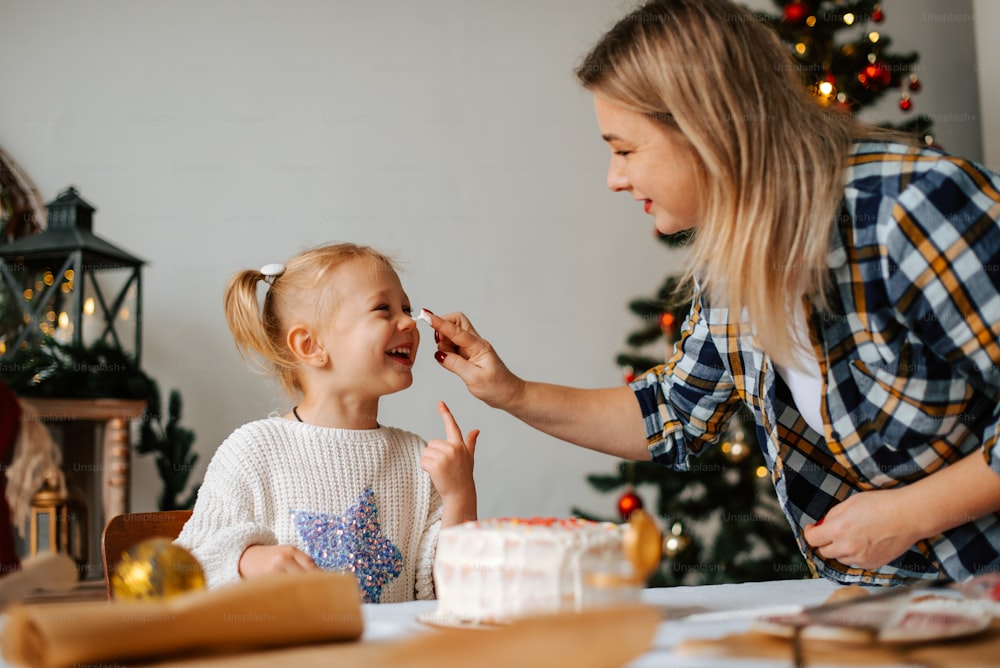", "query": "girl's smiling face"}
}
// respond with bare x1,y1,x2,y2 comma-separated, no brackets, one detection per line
318,258,419,400
594,94,702,235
